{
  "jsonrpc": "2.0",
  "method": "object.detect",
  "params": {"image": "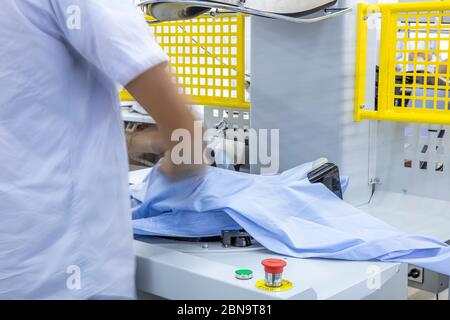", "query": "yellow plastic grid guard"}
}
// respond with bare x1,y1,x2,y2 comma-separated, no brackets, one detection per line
120,14,249,109
355,1,450,124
